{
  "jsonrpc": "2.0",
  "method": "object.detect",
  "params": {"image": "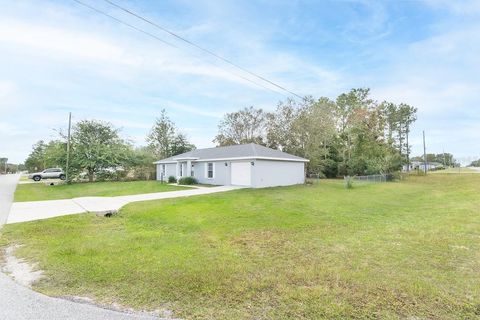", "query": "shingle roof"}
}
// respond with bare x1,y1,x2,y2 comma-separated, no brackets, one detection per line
155,143,309,163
